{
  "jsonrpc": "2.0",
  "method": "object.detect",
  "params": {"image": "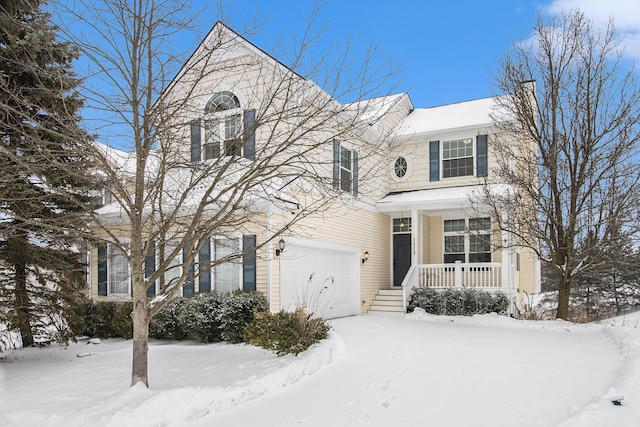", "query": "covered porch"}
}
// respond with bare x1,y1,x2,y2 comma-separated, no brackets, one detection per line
376,185,517,312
